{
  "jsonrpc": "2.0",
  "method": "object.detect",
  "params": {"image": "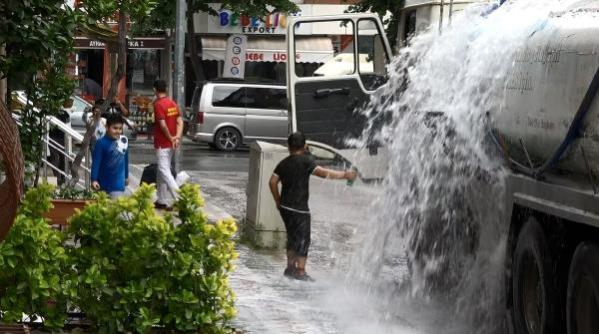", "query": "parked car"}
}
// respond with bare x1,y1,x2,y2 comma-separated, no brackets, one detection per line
69,95,93,134
187,81,289,151
12,91,135,137
314,53,374,77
